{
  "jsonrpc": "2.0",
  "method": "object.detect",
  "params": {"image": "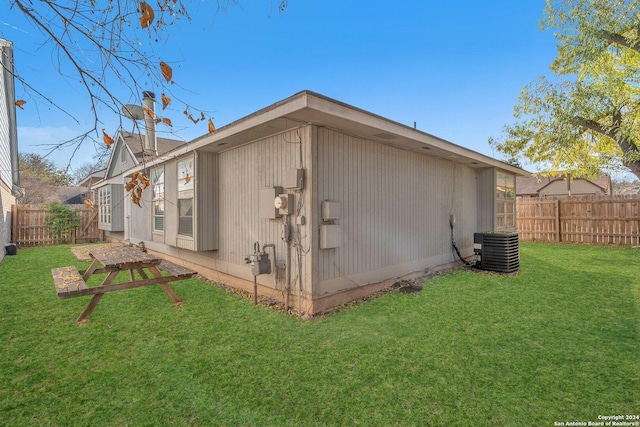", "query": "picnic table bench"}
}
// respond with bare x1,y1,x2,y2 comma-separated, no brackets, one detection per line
52,246,197,323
